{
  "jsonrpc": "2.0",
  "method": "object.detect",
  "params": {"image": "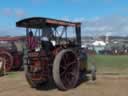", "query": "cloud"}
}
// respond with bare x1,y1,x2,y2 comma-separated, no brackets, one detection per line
15,8,26,17
82,15,128,37
1,8,26,18
60,16,71,21
2,8,13,16
73,17,86,22
56,16,128,37
59,16,86,22
1,14,128,37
